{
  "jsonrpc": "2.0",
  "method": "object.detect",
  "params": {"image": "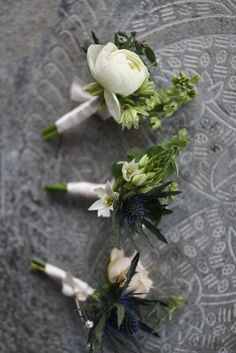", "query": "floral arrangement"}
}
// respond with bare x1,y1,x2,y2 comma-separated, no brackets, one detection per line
45,129,190,248
31,249,182,352
30,29,201,353
42,31,199,140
